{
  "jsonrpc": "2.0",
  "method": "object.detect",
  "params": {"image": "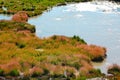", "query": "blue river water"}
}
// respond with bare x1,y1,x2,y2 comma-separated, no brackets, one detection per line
0,1,120,73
